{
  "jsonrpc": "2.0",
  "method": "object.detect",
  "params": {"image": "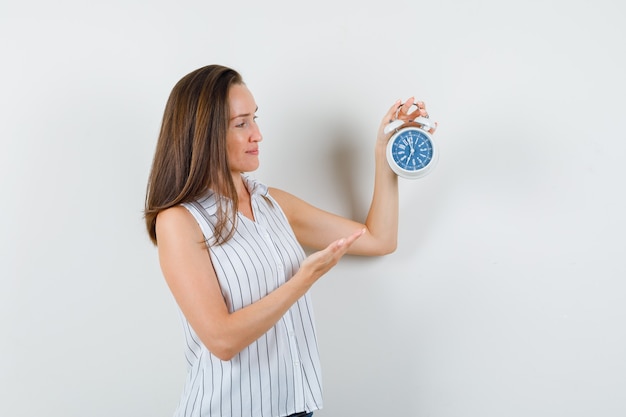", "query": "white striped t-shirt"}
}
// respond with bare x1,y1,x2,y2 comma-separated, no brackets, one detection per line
175,175,323,417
